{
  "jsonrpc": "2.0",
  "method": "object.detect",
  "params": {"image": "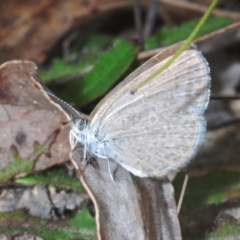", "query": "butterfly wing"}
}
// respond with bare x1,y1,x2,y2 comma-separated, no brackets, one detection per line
90,43,210,177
